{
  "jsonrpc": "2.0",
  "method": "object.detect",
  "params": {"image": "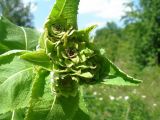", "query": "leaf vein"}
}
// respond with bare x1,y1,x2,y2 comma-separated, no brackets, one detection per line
20,27,28,50
2,67,33,85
